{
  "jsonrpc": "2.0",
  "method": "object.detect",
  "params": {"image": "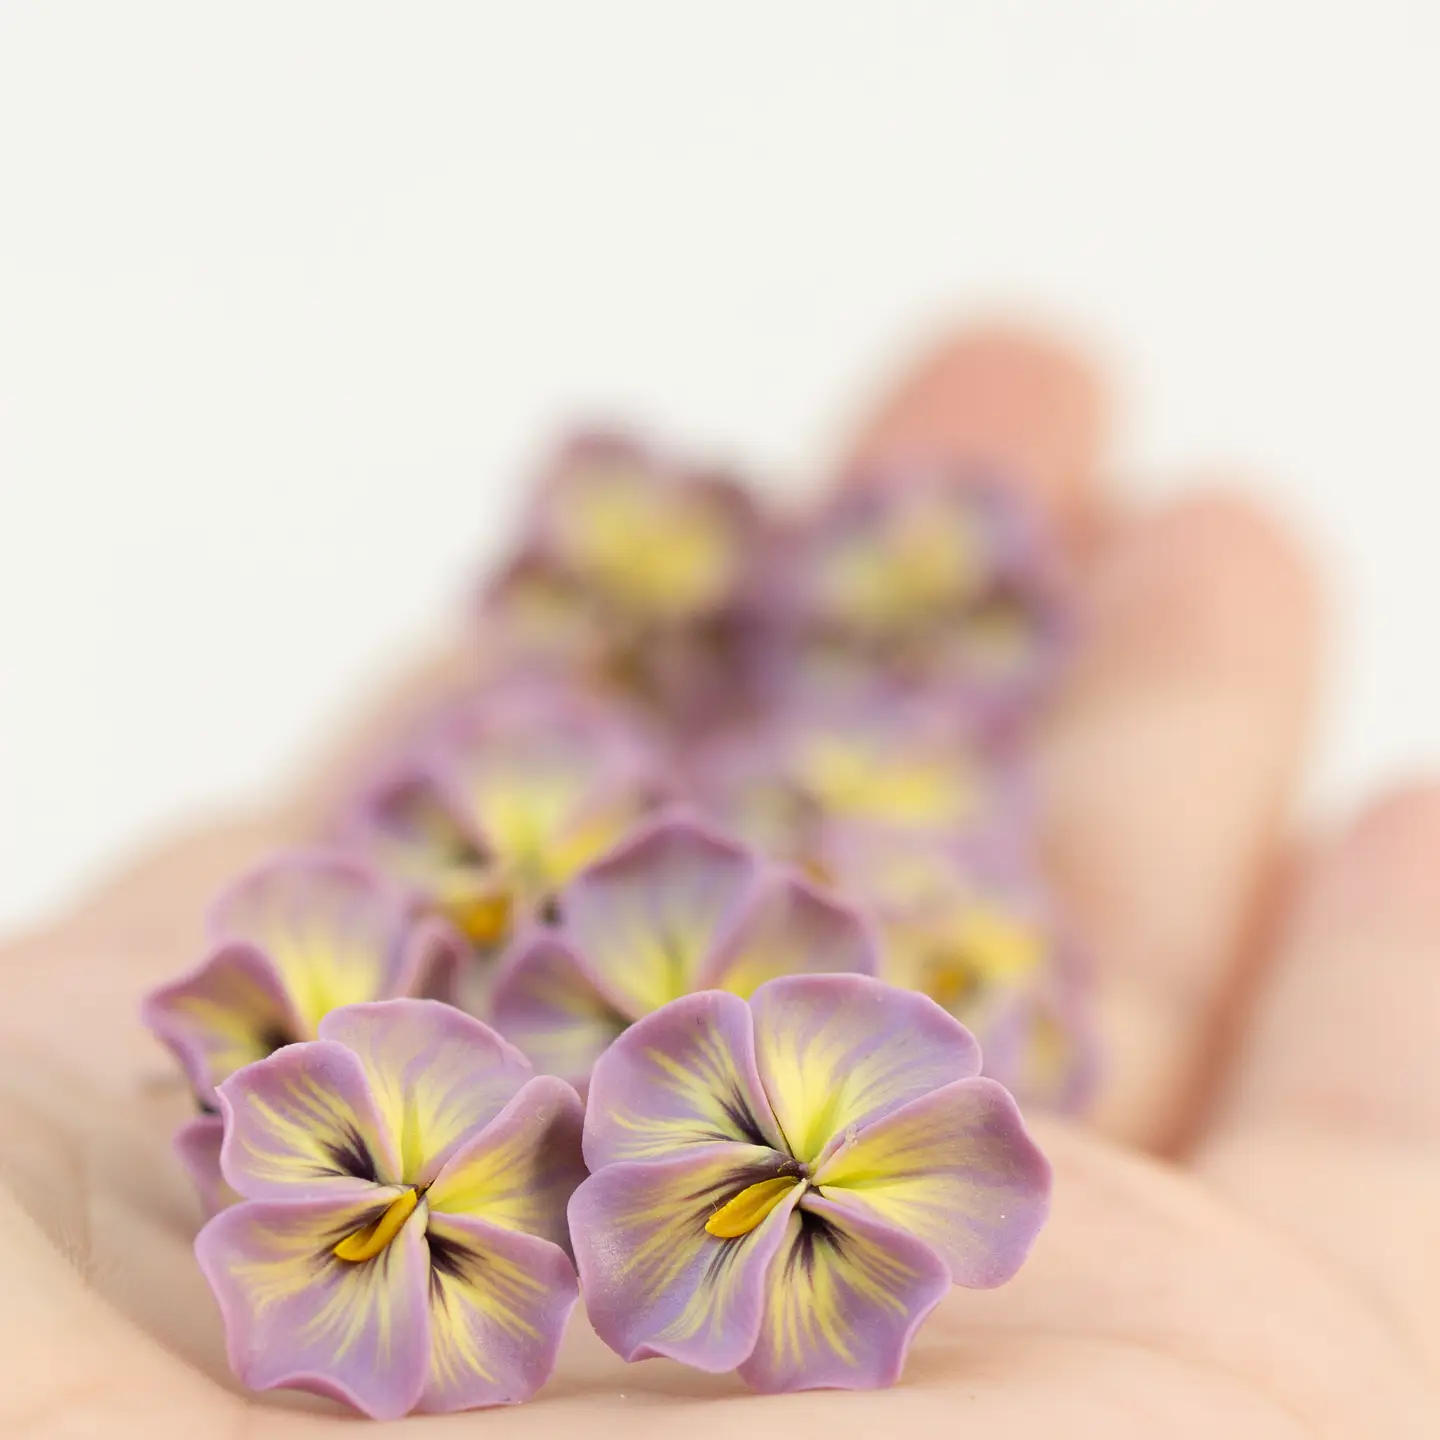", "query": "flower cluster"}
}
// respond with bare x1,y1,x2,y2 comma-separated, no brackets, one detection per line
143,427,1079,1415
